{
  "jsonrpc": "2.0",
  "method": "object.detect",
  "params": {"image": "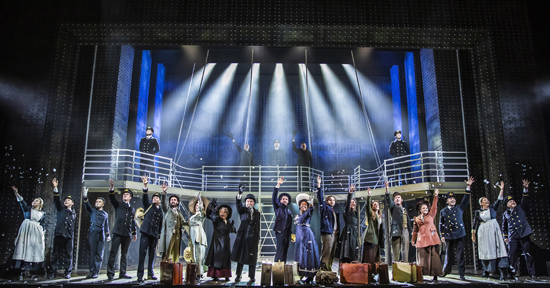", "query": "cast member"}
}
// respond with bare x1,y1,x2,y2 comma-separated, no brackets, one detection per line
82,185,110,279
388,130,410,184
339,184,358,263
294,192,320,283
269,140,286,166
139,127,160,177
362,187,382,268
158,188,188,263
188,191,209,280
273,177,292,263
205,198,236,281
317,175,339,271
385,181,412,262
